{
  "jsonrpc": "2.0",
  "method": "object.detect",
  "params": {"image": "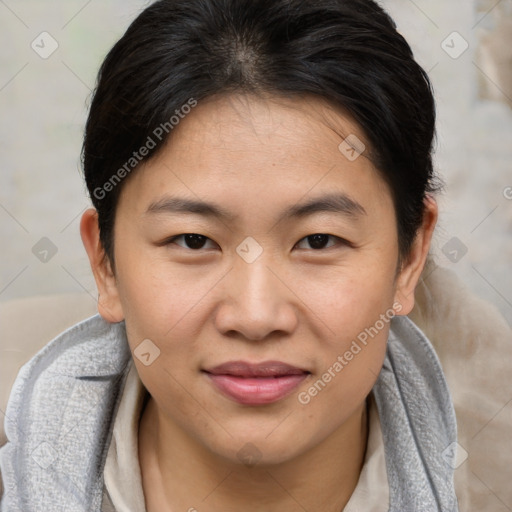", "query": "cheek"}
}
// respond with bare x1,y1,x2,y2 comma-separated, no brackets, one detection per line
294,325,388,452
294,264,395,401
294,259,397,345
313,288,391,394
294,271,395,424
114,250,220,402
115,244,217,341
